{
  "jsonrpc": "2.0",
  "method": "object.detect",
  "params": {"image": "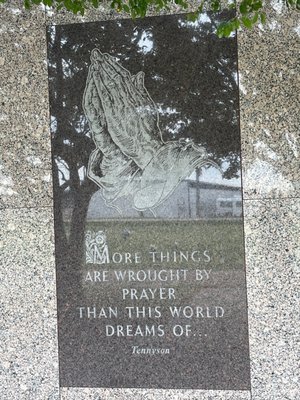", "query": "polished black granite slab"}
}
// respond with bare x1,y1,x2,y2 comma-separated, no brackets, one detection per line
47,12,250,389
